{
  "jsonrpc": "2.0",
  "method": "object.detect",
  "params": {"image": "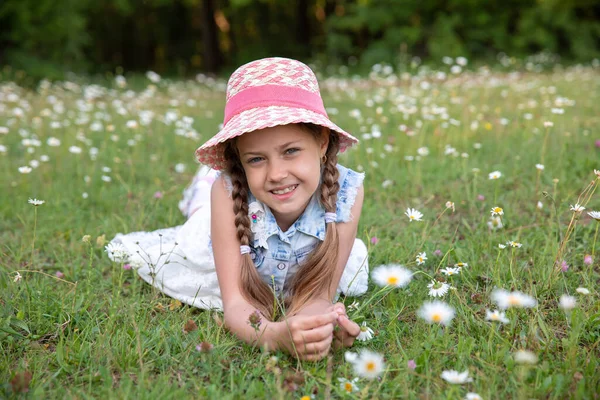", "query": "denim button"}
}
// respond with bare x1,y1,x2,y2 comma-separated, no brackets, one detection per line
277,262,286,270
